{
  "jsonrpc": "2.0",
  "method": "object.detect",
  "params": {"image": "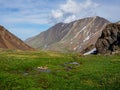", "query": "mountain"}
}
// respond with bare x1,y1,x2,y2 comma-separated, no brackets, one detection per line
96,23,120,54
0,25,34,51
25,16,110,53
